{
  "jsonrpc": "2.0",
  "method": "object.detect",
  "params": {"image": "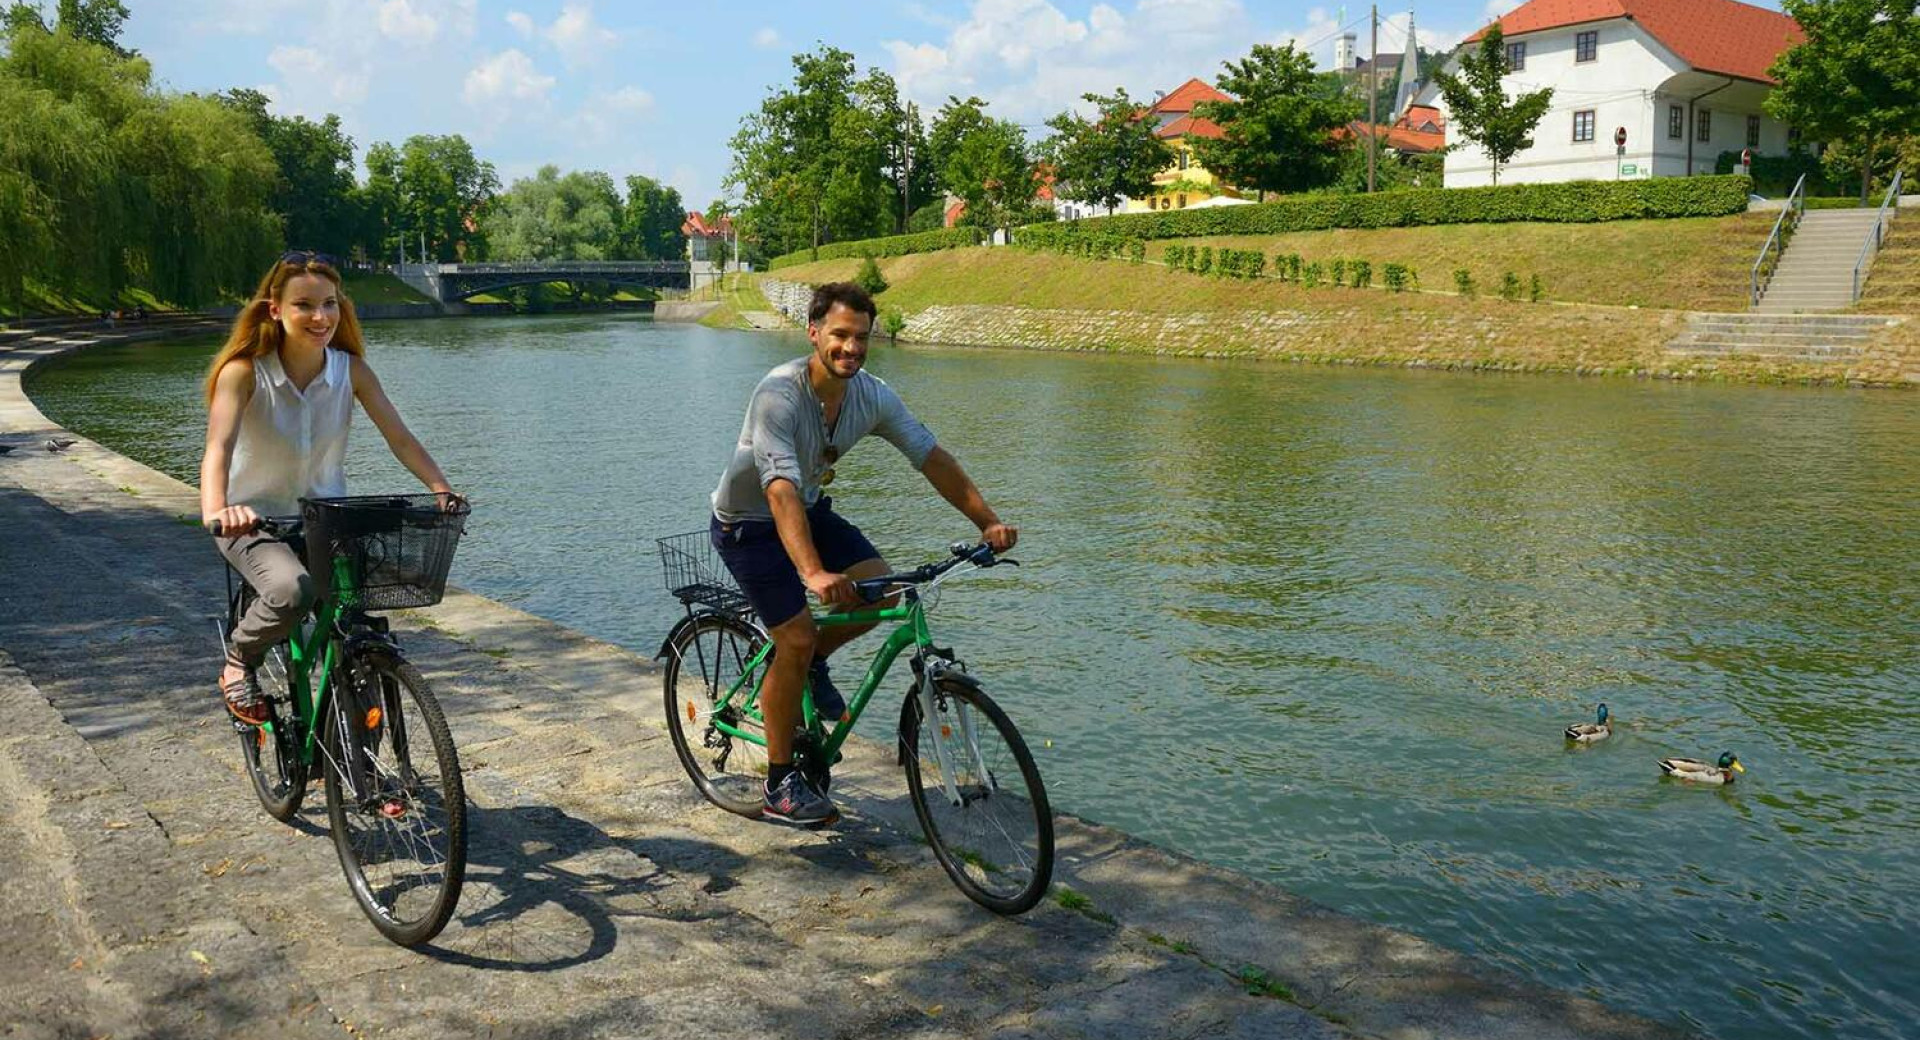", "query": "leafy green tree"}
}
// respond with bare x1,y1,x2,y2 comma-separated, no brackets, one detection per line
217,88,359,257
616,175,686,260
1042,89,1170,214
483,165,621,260
926,95,991,192
392,134,498,261
6,0,129,52
1766,0,1920,201
941,112,1034,229
1191,43,1359,197
356,141,404,262
854,255,888,295
1431,25,1553,186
